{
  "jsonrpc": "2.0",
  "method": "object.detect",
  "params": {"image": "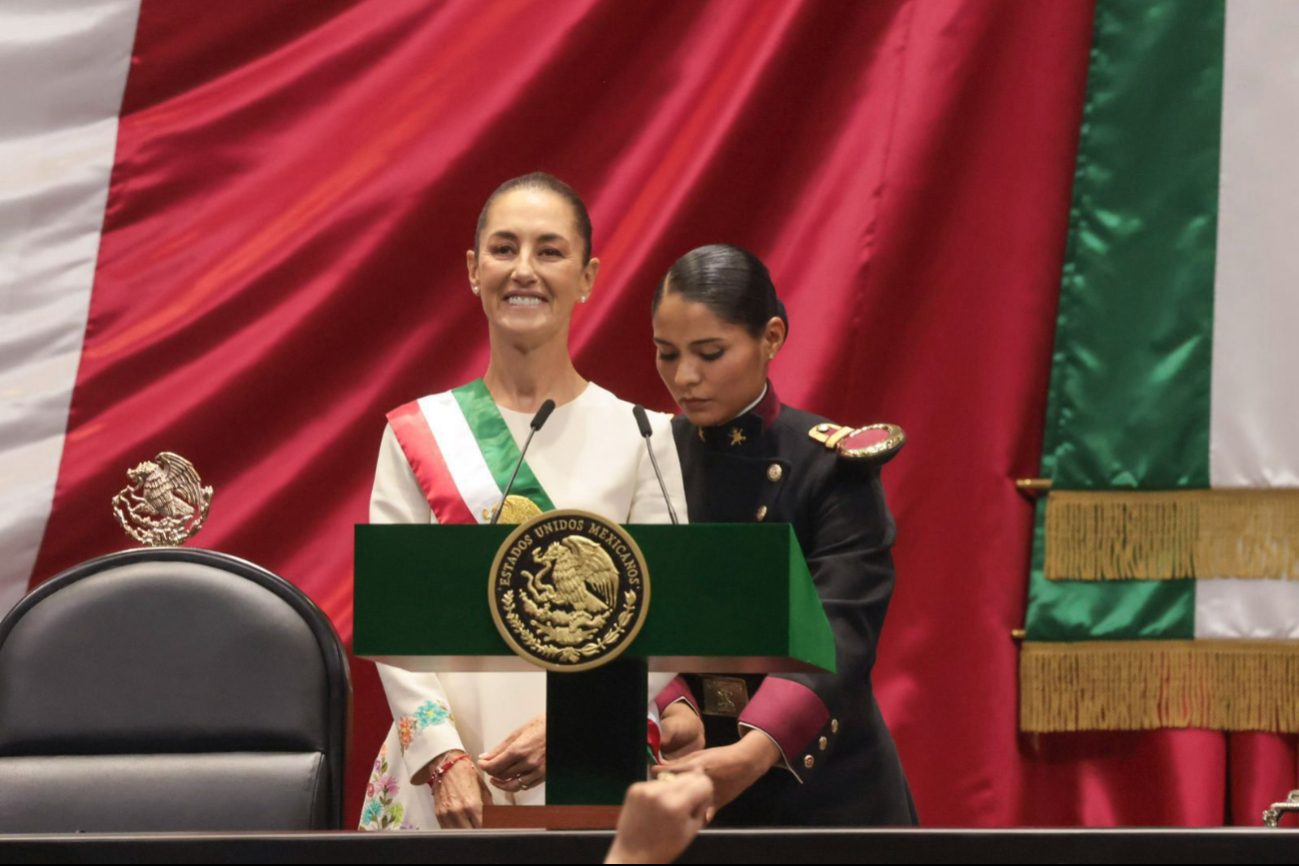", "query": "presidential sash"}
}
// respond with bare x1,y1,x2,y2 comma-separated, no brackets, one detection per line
386,380,556,525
